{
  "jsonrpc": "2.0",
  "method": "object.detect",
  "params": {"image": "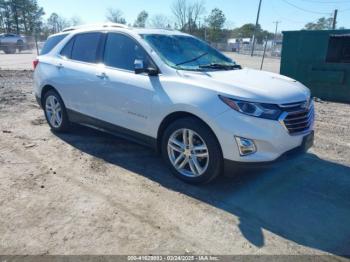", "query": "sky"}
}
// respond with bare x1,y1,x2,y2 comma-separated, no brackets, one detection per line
37,0,350,32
